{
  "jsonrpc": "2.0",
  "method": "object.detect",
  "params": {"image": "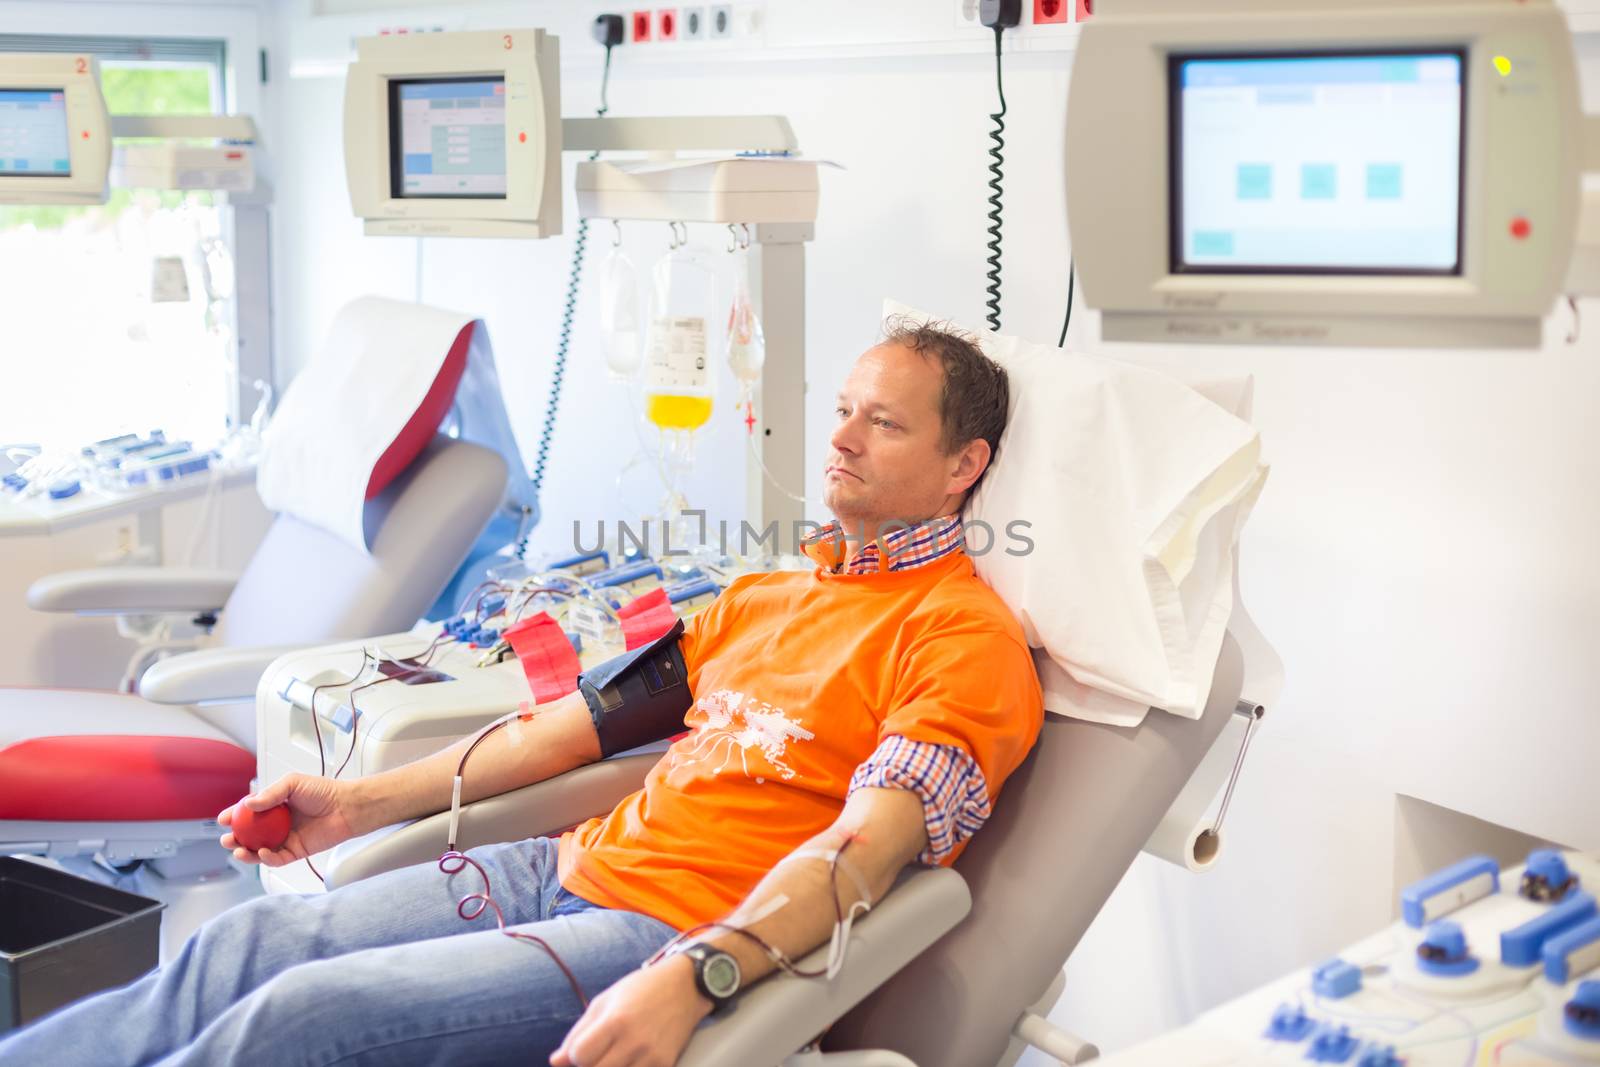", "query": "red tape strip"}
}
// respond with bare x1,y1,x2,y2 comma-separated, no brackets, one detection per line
618,587,678,650
504,612,582,704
